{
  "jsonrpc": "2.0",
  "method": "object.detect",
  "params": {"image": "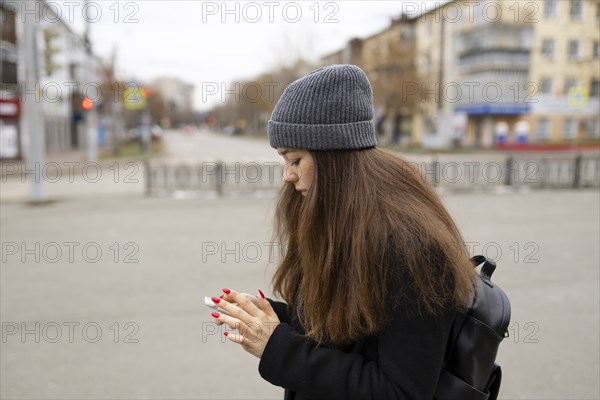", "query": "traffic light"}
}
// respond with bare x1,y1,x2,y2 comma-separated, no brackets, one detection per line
123,85,148,110
82,97,93,111
43,28,61,76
